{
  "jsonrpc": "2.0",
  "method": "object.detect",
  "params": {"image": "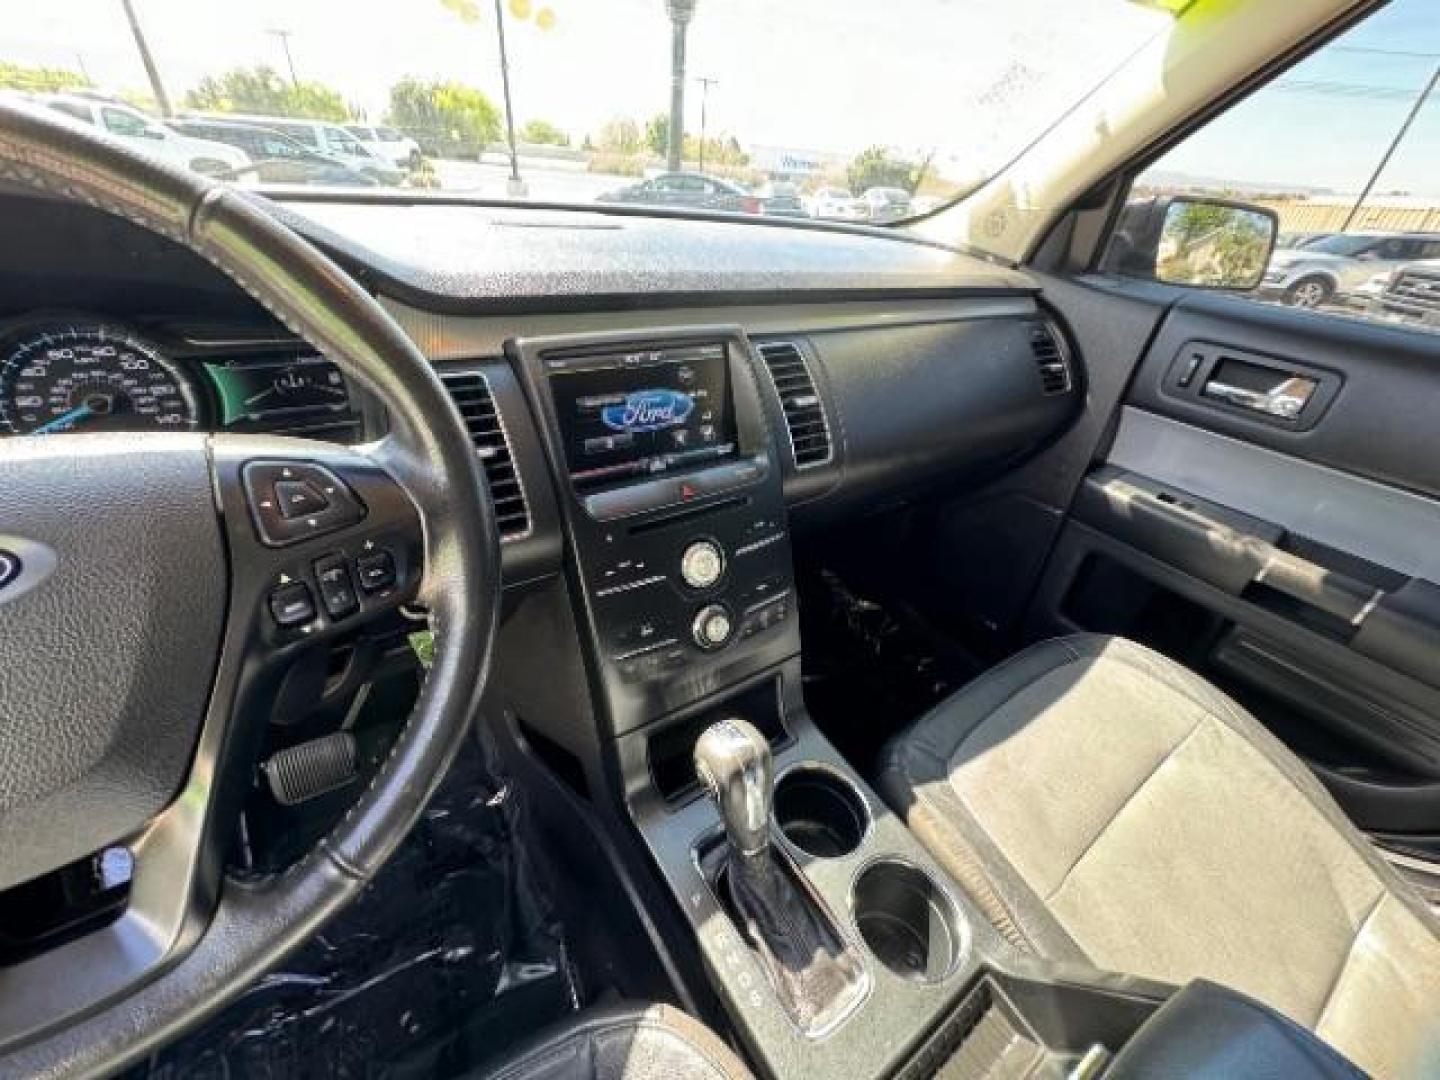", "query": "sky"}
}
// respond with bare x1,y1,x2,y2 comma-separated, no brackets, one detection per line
1152,0,1440,198
0,0,1169,183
